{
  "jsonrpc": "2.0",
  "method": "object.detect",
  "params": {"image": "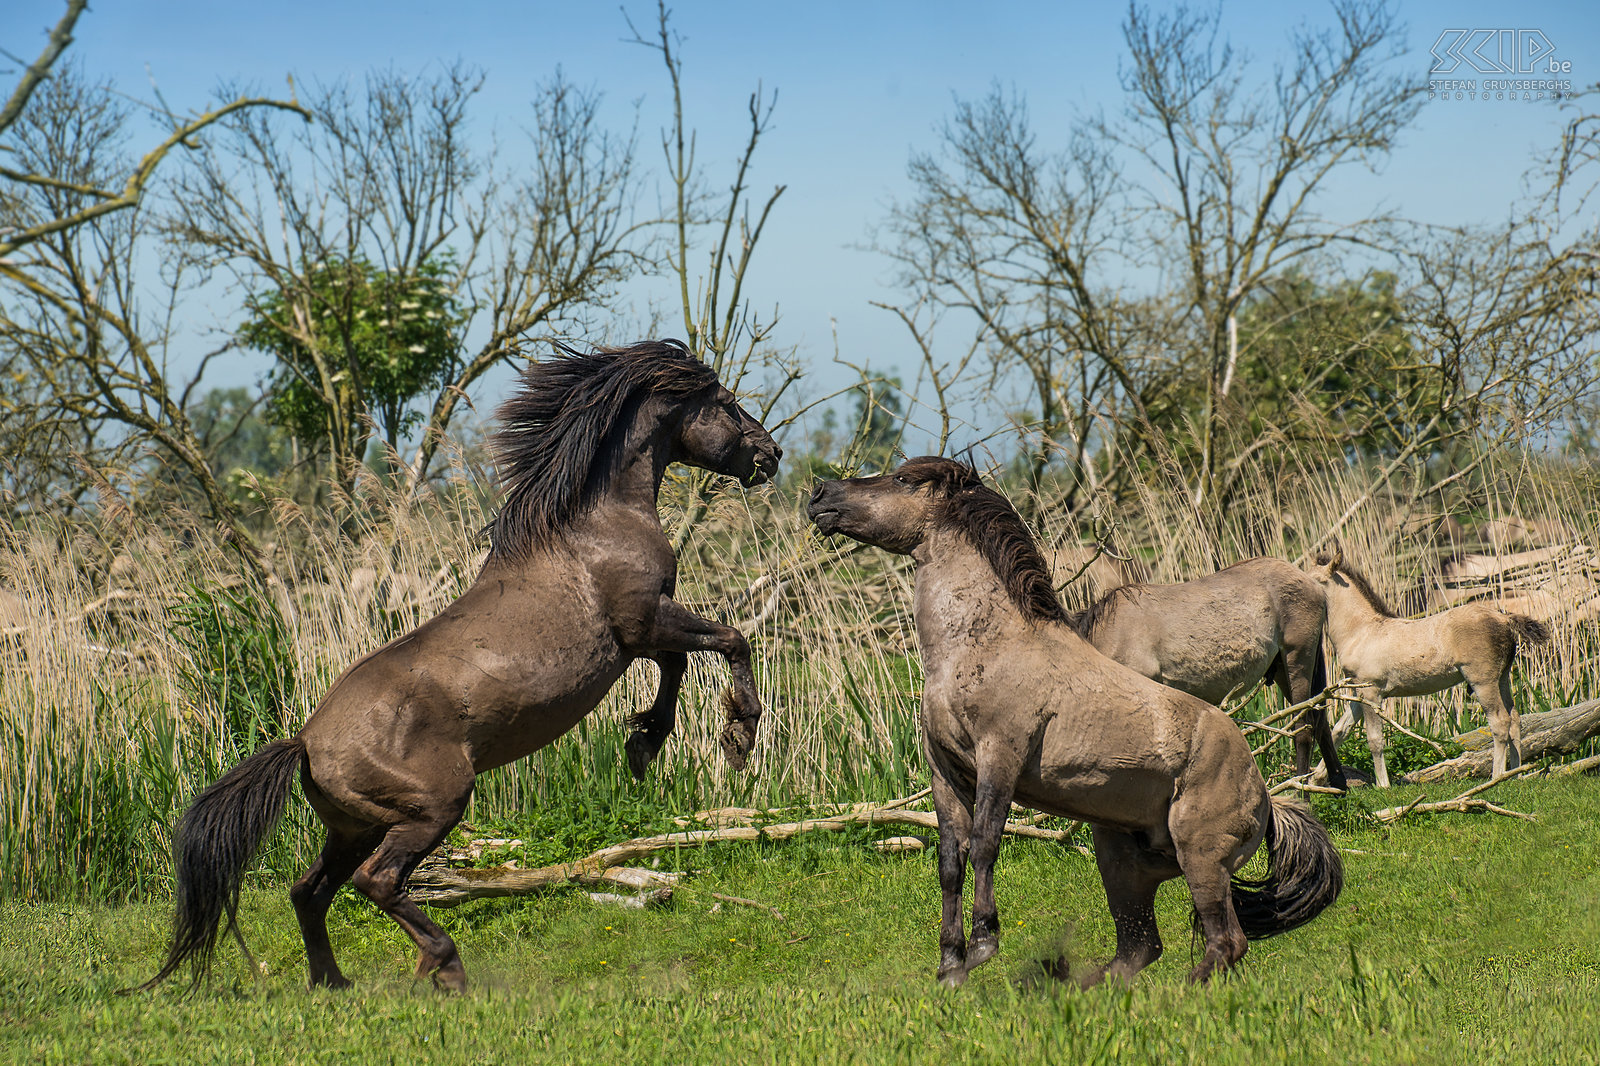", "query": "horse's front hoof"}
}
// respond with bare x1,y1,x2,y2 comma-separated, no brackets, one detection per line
718,689,759,769
718,724,752,770
937,966,967,989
